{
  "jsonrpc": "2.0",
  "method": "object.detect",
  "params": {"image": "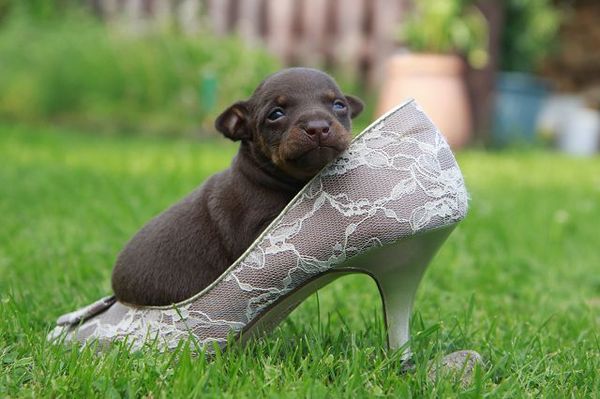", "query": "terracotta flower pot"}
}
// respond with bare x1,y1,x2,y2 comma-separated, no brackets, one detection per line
376,54,473,149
